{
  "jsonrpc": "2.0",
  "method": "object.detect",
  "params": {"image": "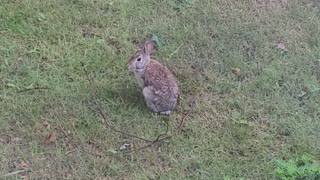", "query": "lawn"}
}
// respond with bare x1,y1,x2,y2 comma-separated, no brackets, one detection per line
1,0,320,179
